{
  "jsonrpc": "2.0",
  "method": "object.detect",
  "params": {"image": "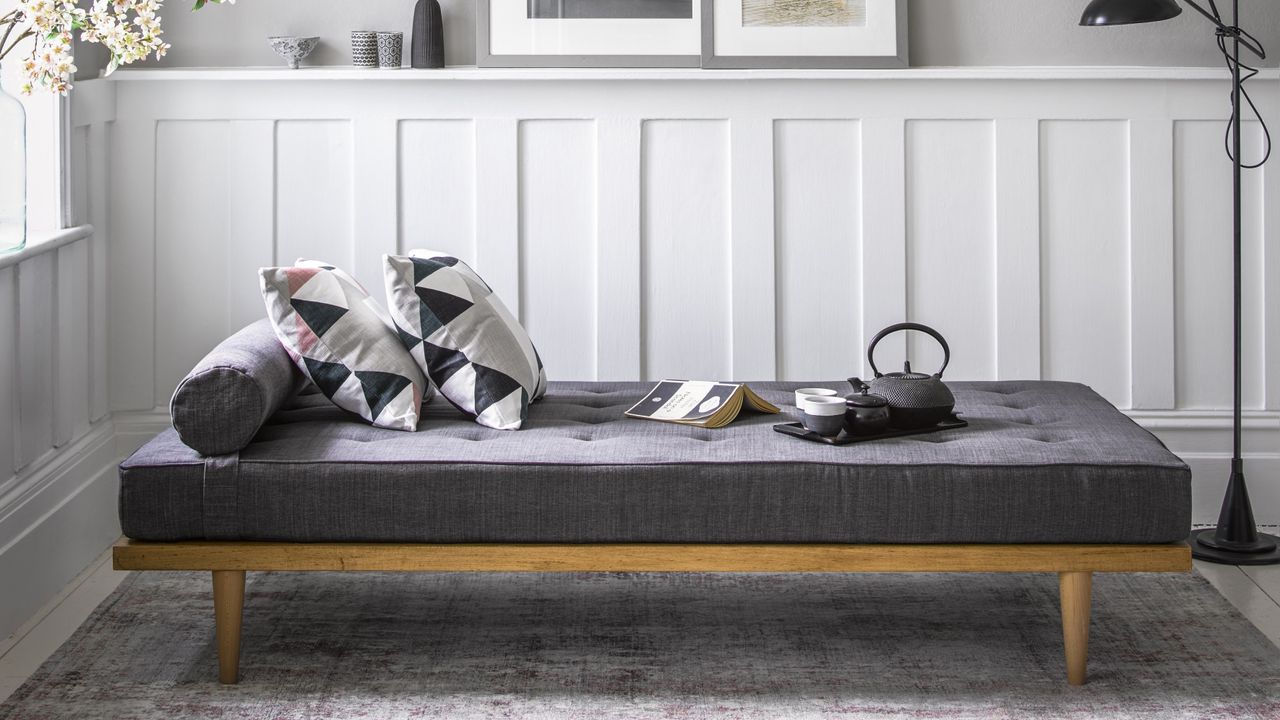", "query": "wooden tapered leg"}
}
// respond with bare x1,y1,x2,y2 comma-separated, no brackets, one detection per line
212,570,245,685
1059,571,1092,686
